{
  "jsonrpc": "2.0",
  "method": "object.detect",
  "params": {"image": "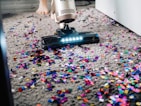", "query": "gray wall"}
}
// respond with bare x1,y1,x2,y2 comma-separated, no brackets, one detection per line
1,0,39,14
0,0,94,14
